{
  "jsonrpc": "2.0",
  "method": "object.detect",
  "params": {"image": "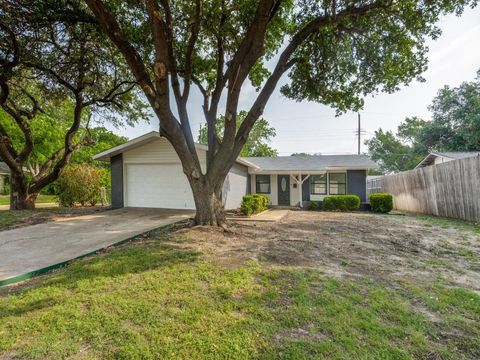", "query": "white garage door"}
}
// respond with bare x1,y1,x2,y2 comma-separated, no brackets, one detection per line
125,163,195,209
